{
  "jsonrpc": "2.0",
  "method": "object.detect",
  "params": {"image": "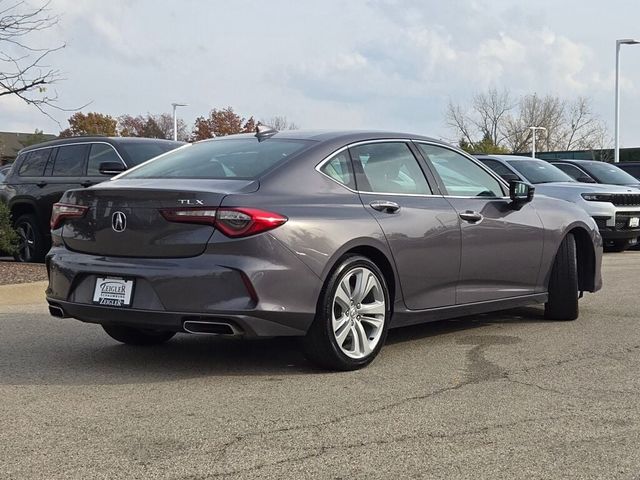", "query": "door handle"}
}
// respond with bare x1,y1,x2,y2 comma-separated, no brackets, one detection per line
36,181,47,188
370,200,401,213
459,211,483,223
